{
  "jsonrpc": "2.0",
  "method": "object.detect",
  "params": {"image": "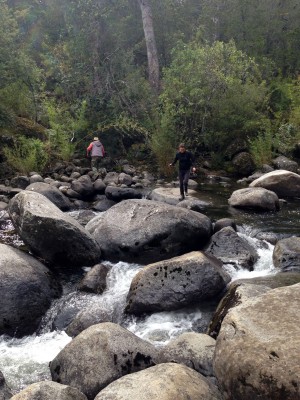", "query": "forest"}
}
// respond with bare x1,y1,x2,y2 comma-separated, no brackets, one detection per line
0,0,300,177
